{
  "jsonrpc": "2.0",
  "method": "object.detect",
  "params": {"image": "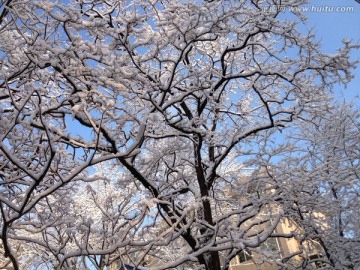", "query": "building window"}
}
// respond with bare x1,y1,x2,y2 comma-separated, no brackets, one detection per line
238,249,252,263
260,237,281,253
231,238,281,266
309,254,327,269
